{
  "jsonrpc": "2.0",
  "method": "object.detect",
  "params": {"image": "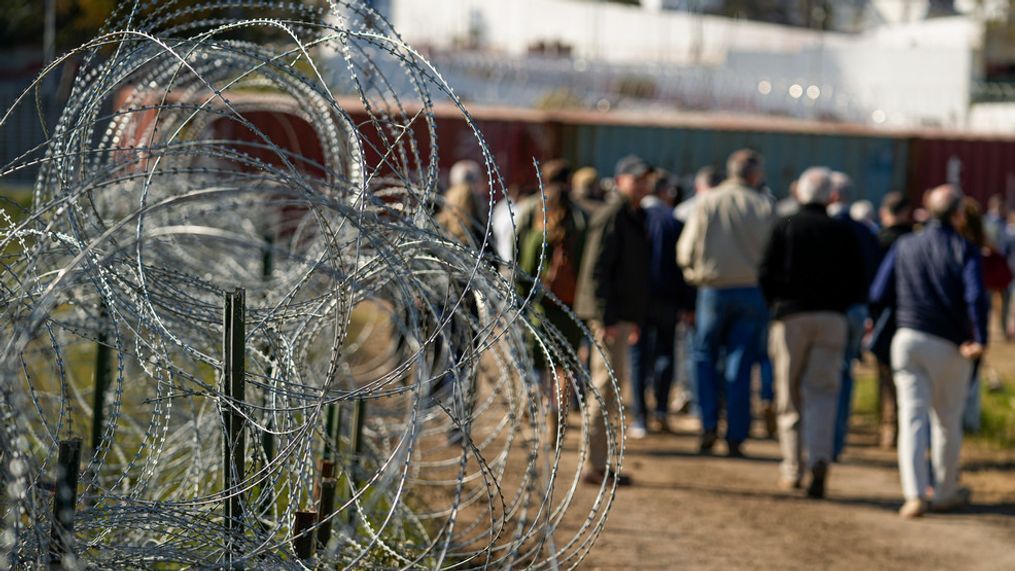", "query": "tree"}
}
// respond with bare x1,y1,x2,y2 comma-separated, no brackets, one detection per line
1,0,116,51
